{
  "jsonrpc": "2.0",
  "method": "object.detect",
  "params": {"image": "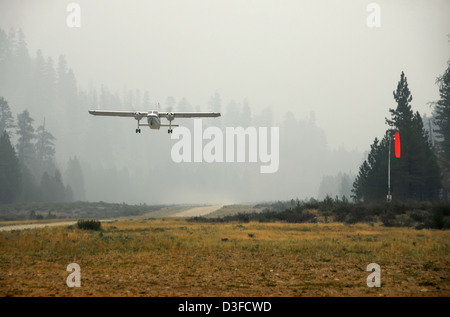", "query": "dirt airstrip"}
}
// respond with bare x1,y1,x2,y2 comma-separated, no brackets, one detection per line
0,205,449,297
